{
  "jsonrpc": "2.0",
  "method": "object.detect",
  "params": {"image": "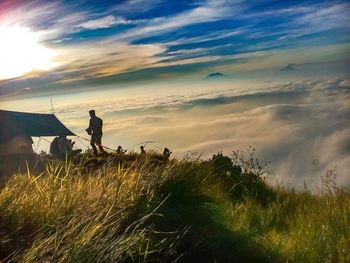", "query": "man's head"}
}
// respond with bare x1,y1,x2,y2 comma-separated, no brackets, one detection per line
89,110,96,117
